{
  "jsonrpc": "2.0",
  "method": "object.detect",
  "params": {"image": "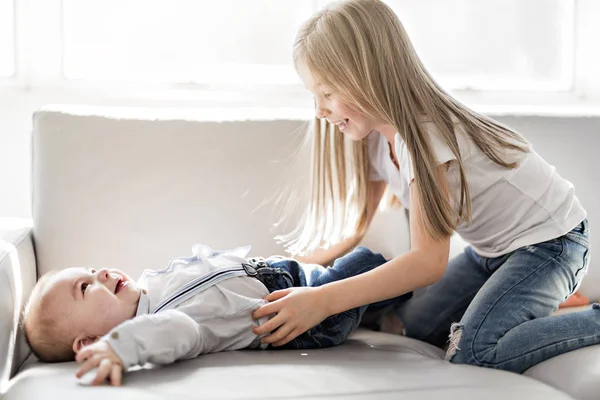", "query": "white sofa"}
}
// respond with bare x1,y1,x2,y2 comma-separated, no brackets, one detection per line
1,105,599,399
